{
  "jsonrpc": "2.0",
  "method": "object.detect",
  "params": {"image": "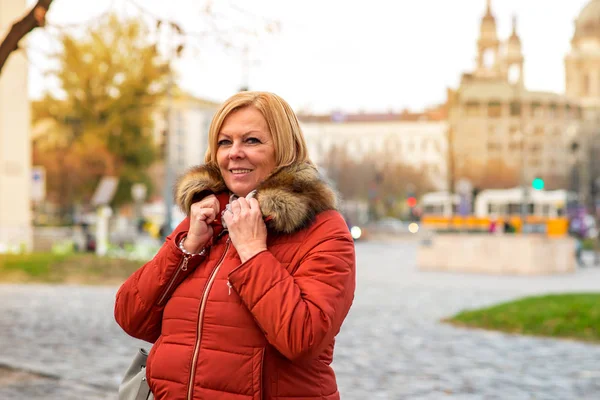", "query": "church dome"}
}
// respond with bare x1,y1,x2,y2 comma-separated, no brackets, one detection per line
574,0,600,39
